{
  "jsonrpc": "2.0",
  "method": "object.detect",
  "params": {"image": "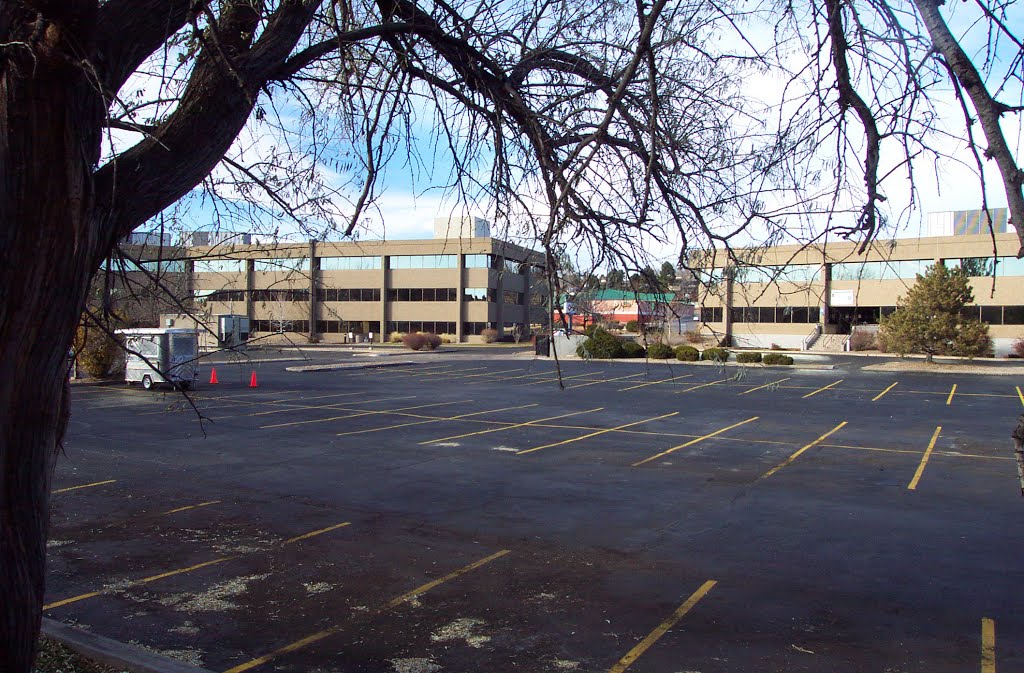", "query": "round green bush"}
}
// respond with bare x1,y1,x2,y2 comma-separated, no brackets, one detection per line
701,347,730,362
736,351,762,364
622,341,646,358
625,319,640,333
674,345,700,361
576,328,626,359
762,353,794,365
647,343,674,359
